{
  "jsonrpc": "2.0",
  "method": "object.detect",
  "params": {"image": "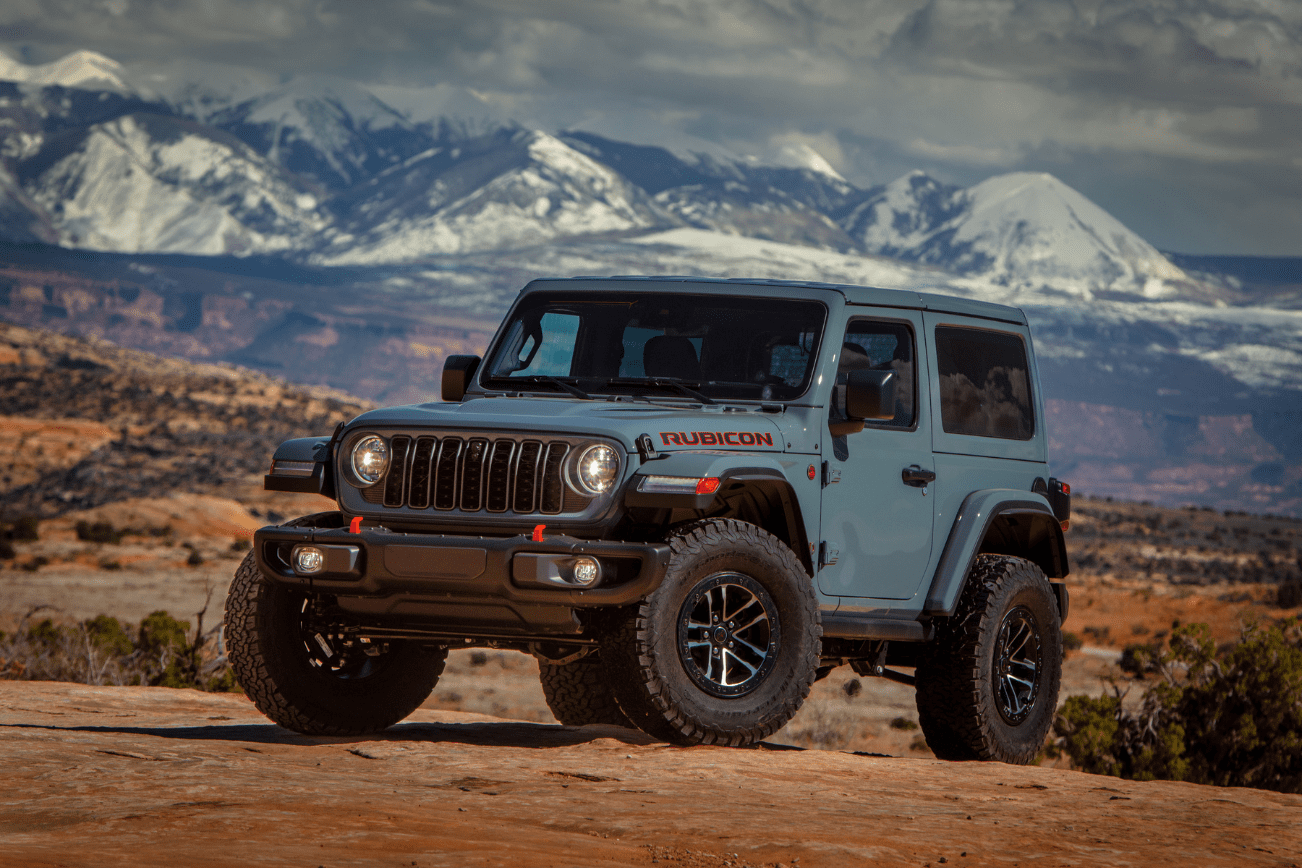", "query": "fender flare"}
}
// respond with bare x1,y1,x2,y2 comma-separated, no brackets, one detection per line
923,489,1069,617
623,454,814,575
264,435,335,496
